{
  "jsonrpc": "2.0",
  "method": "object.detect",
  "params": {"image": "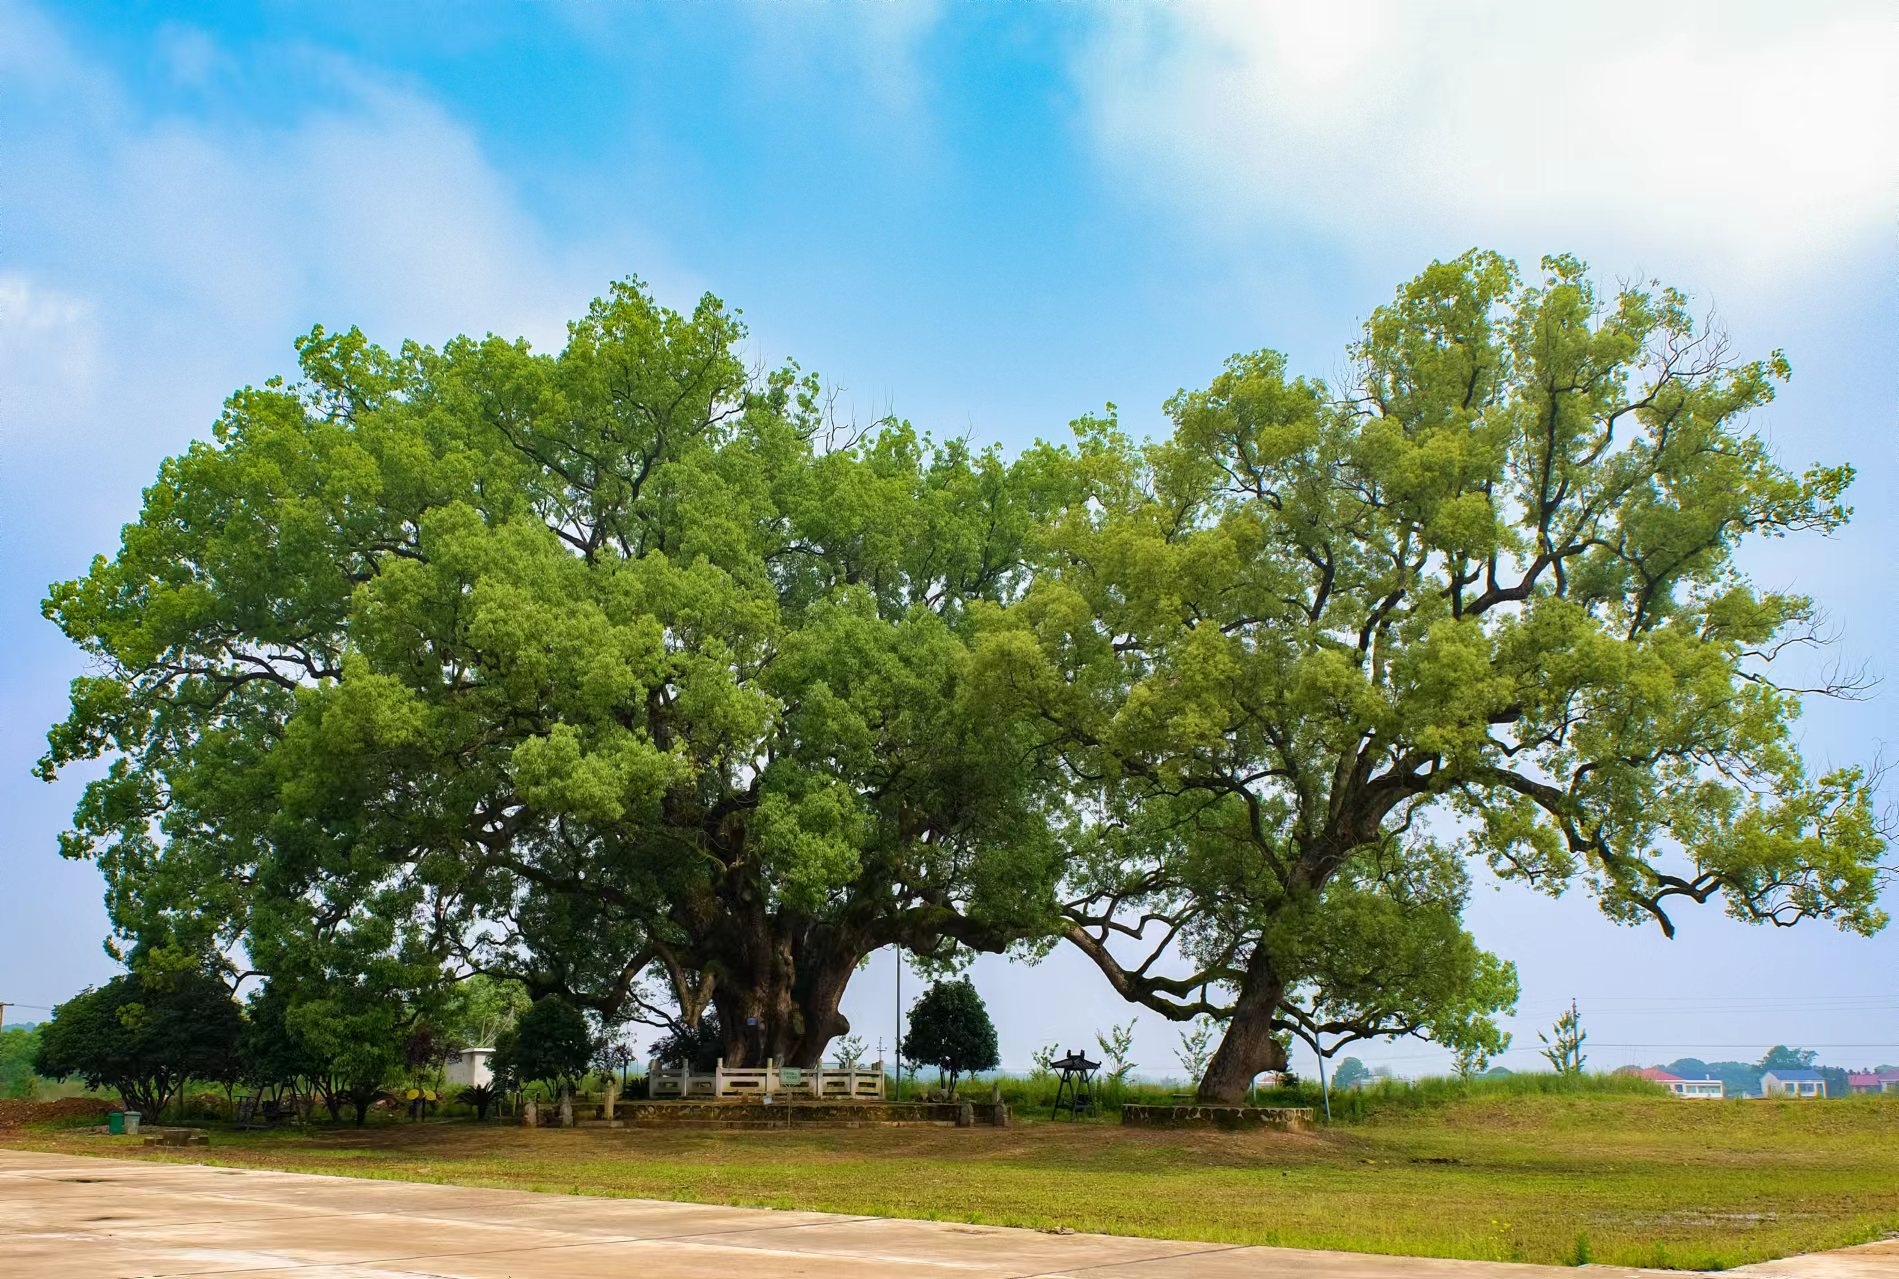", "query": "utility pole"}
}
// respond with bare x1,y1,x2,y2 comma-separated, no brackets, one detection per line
1316,1043,1332,1122
893,945,903,1101
0,1002,9,1033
